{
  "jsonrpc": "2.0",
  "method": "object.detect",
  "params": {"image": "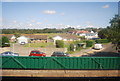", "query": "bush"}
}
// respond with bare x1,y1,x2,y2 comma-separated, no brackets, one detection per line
56,40,64,48
69,43,74,51
85,40,95,47
95,39,110,43
1,36,10,47
68,43,80,52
